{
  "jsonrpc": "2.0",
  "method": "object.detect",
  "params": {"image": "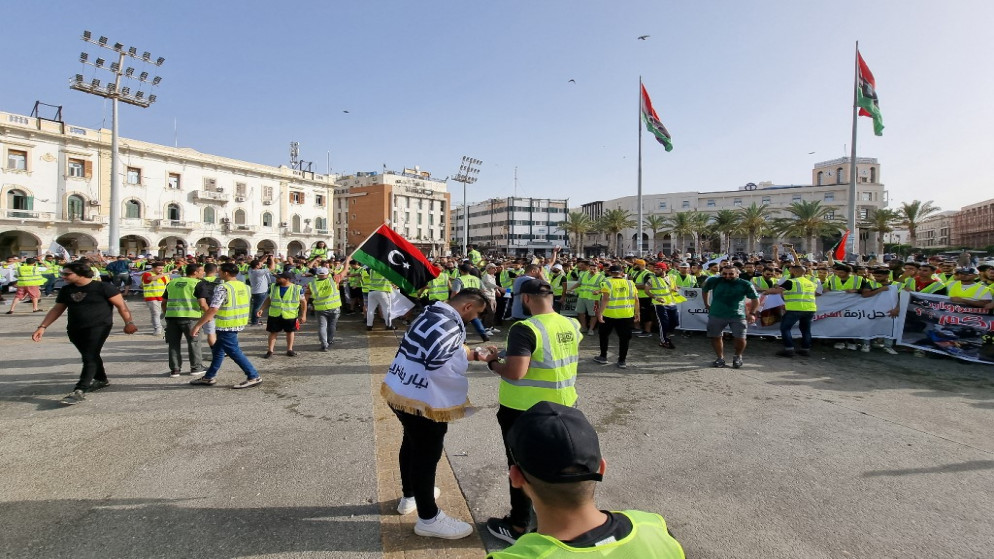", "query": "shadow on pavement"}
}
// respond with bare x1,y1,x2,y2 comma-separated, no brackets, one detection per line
862,459,994,477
